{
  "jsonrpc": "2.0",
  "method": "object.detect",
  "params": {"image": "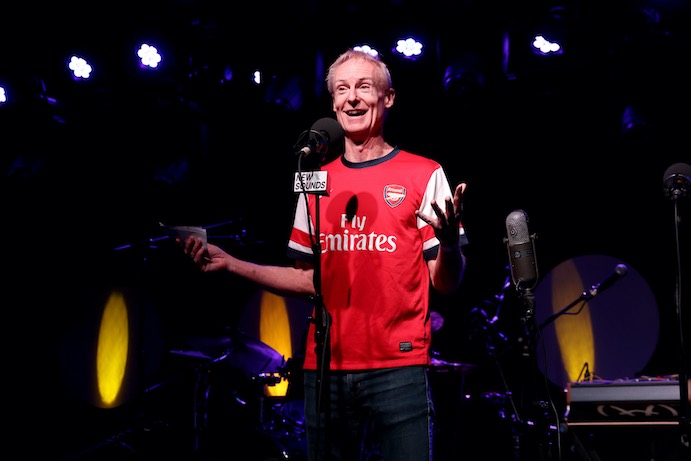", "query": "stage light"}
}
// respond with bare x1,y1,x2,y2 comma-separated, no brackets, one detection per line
532,34,562,56
60,281,165,411
137,43,162,69
393,37,423,60
259,291,292,397
353,44,379,58
97,291,129,406
67,55,93,80
531,6,569,57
